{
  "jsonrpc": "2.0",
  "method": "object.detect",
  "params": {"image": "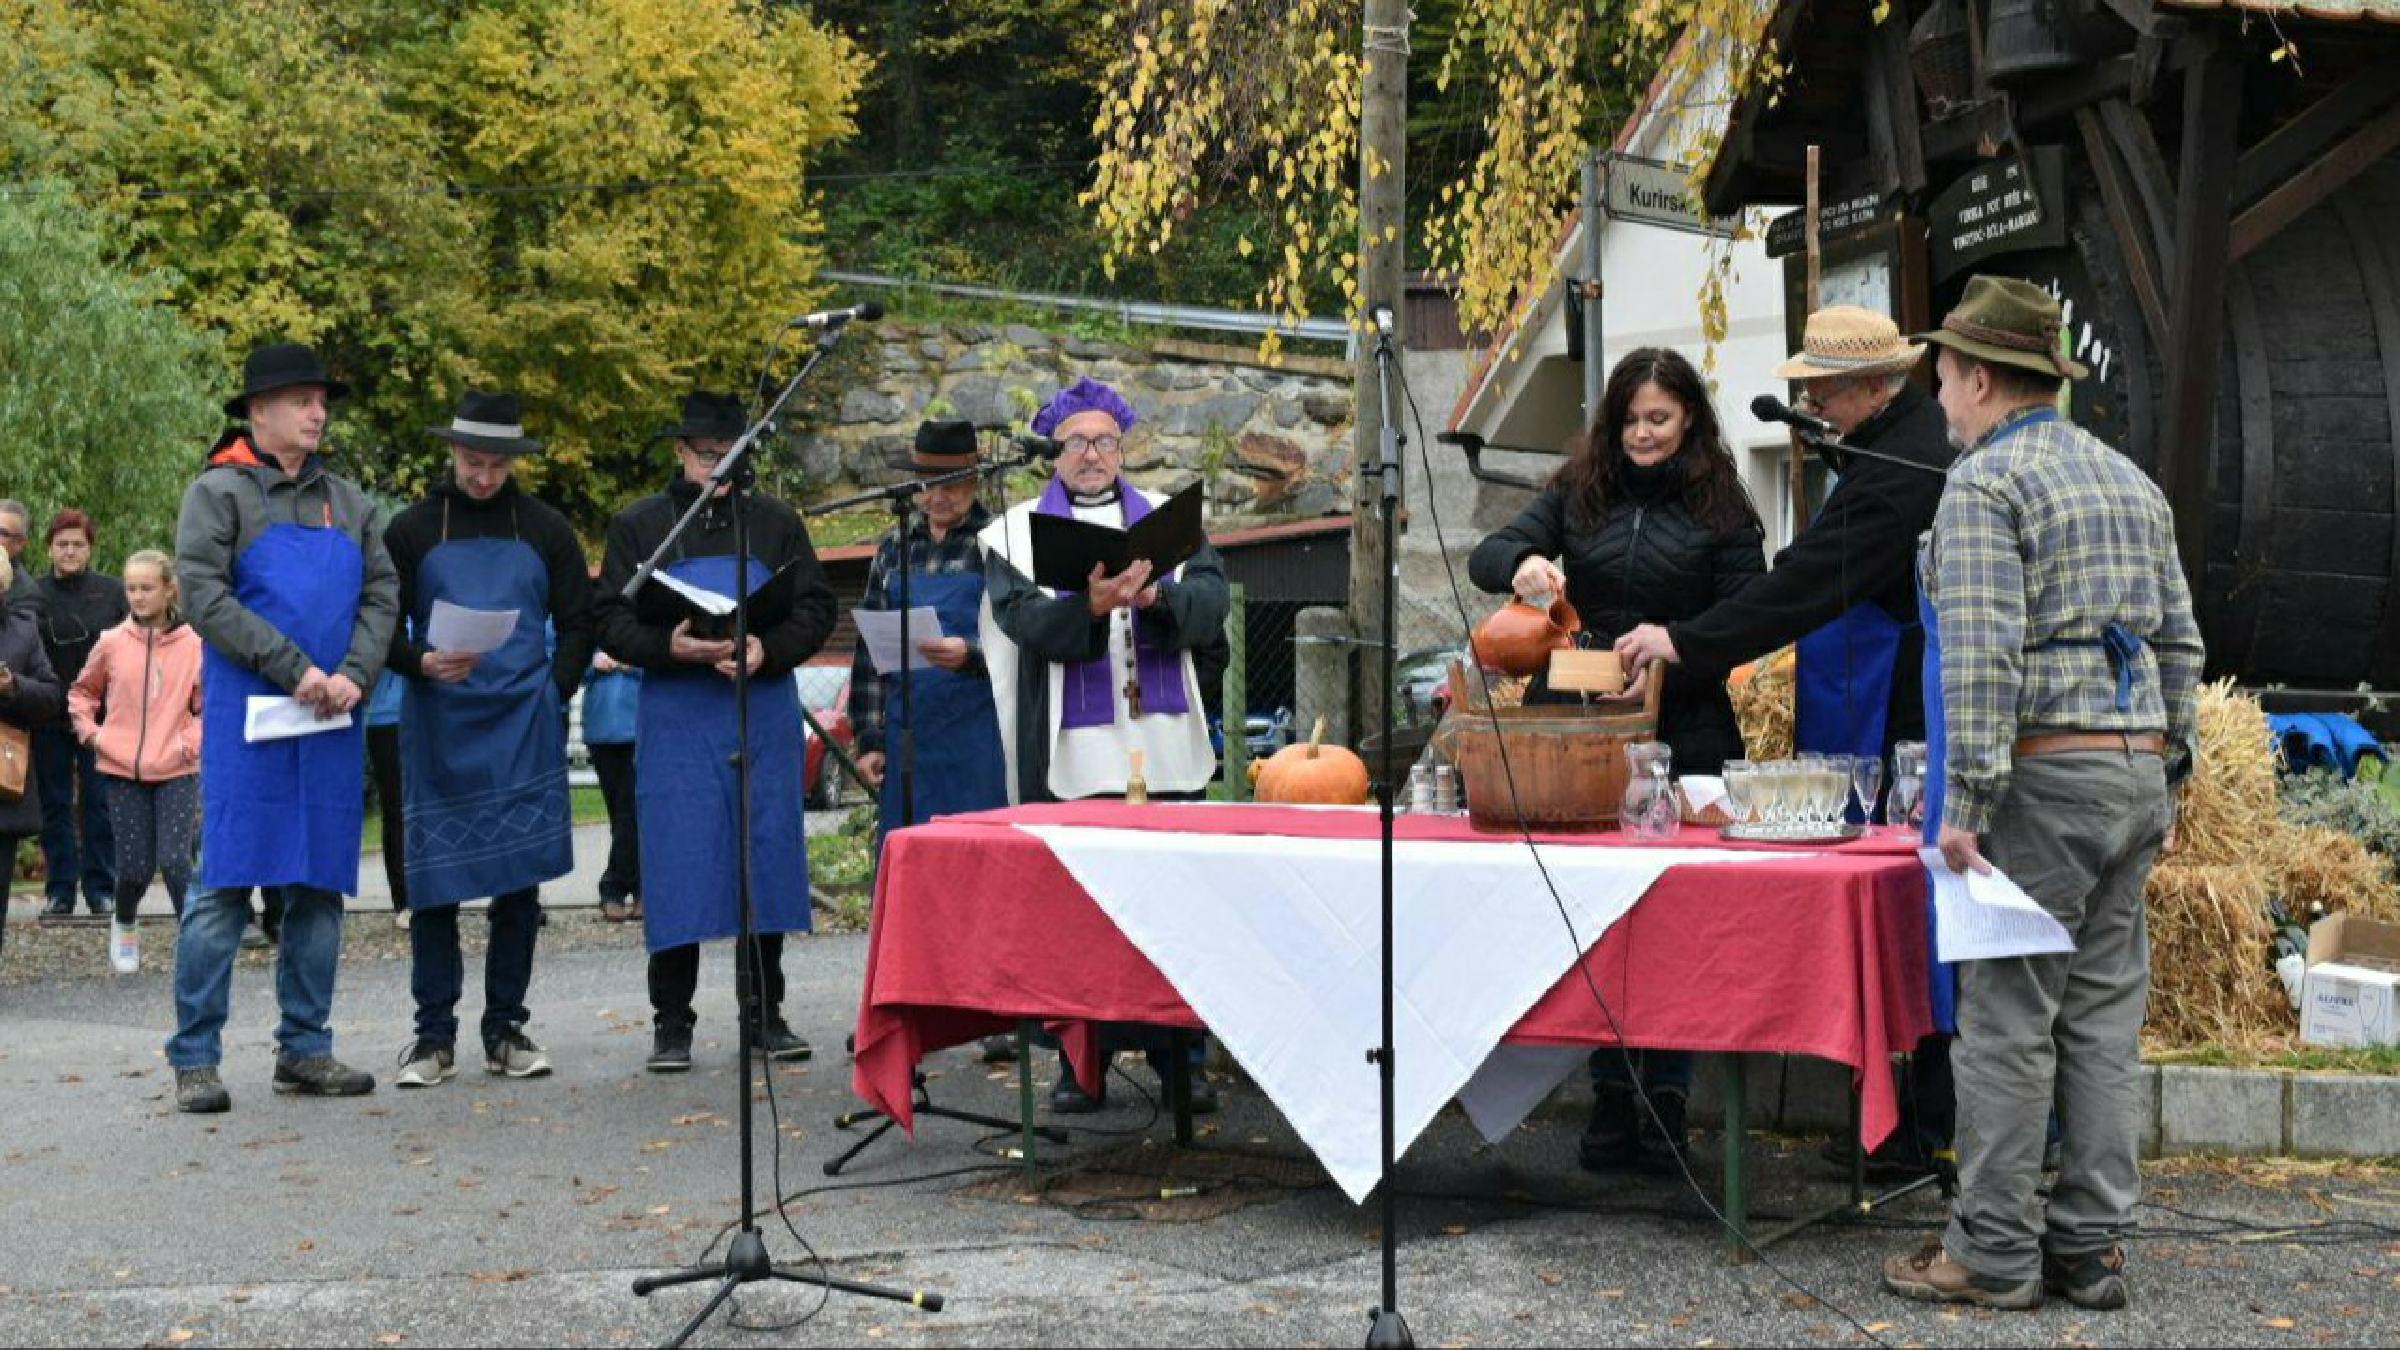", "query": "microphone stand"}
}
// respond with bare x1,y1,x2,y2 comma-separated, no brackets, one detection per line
806,445,1070,1175
625,317,944,1344
1366,321,1415,1350
1787,425,1951,478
